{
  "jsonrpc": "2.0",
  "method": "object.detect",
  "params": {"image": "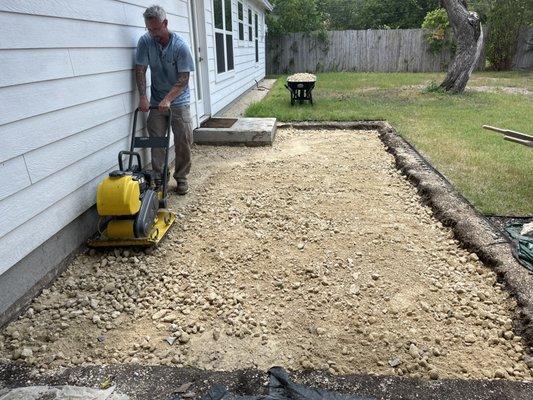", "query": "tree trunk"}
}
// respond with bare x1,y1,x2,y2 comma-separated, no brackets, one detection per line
440,0,483,93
